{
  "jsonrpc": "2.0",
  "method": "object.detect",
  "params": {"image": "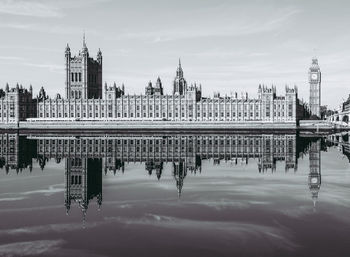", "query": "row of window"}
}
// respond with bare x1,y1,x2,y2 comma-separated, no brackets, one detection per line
71,72,81,82
39,109,297,119
39,138,293,146
41,146,293,155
